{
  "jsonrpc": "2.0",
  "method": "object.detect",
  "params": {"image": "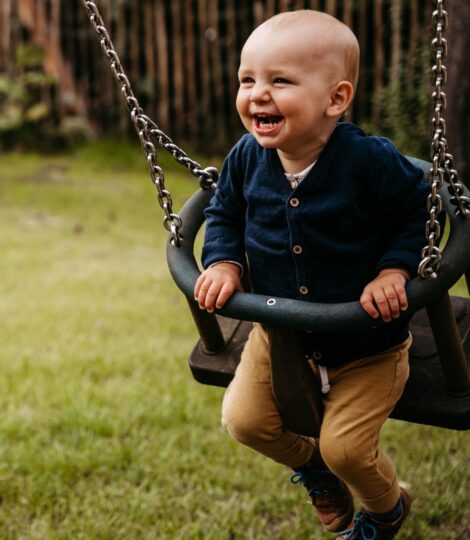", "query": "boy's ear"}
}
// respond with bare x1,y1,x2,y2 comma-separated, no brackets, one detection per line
326,81,354,117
